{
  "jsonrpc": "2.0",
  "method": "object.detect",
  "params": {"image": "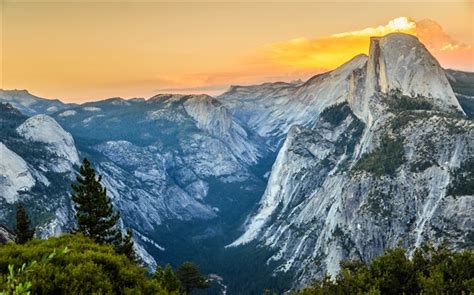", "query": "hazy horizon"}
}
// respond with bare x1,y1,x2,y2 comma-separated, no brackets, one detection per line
1,0,473,102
